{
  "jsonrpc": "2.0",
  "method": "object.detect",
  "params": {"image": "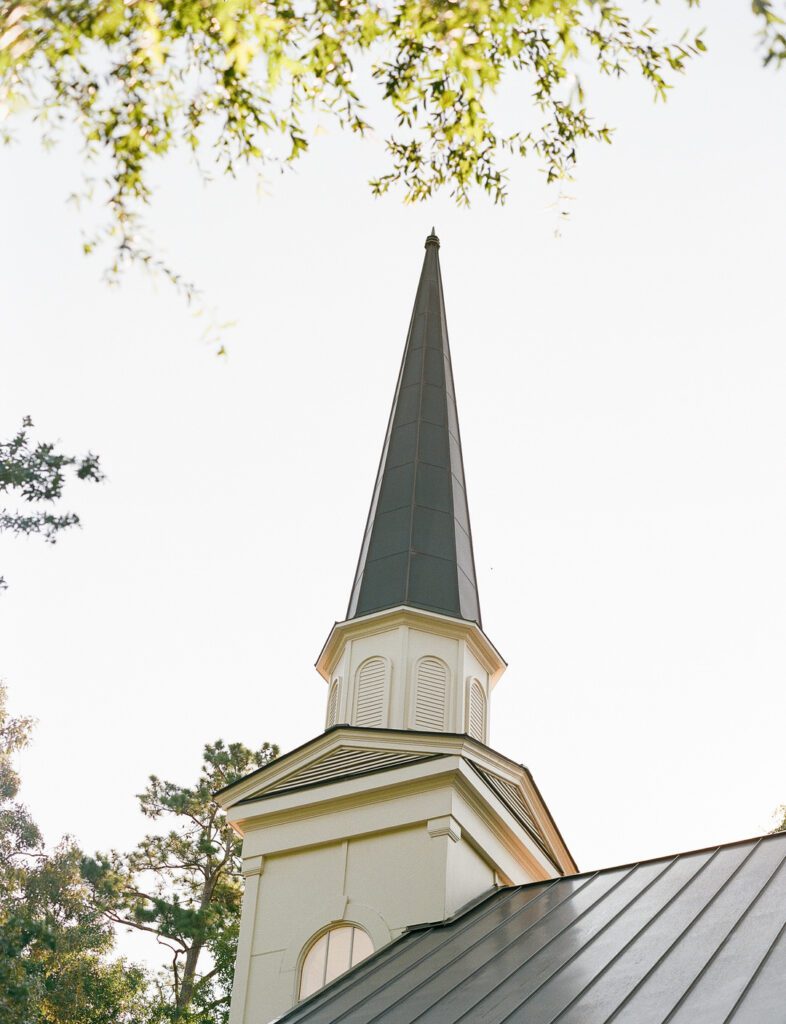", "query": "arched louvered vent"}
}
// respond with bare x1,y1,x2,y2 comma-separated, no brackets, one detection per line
468,679,487,742
326,679,340,729
354,658,386,728
414,657,448,731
